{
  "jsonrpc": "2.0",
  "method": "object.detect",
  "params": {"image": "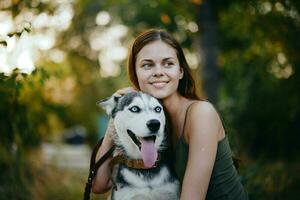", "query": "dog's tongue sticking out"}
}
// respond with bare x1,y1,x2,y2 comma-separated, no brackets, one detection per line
140,138,157,168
